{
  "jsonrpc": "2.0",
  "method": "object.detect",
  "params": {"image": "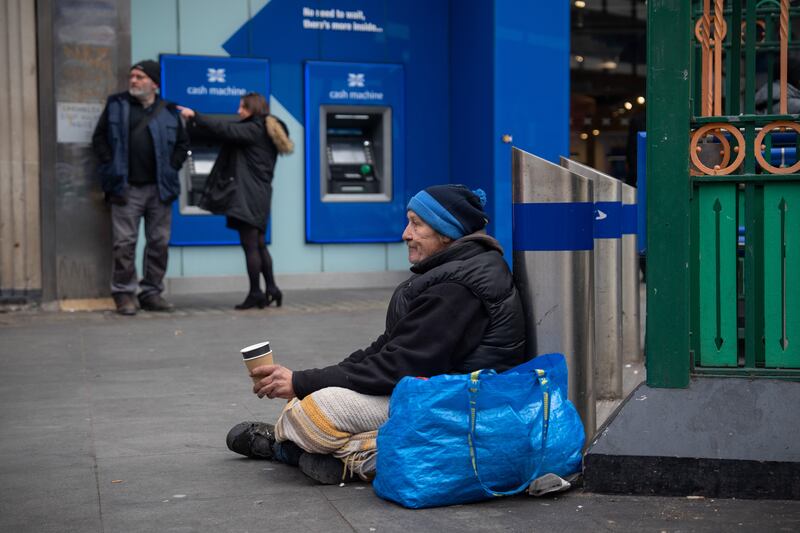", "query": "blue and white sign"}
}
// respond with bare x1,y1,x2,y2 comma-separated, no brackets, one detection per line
160,54,270,114
305,61,406,243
